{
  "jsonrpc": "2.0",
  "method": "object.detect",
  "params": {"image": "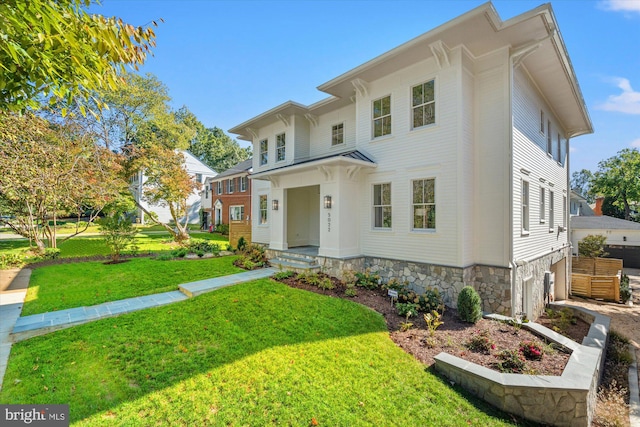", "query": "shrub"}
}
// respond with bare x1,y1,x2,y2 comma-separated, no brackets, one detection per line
578,234,608,258
620,275,632,303
171,248,188,258
344,283,357,297
395,285,442,313
273,270,295,280
424,310,444,337
233,244,268,270
519,340,544,360
43,248,61,260
187,239,216,254
236,236,247,253
465,329,495,354
196,250,205,258
216,224,229,235
298,272,321,286
318,277,335,290
0,253,24,270
457,286,482,323
494,349,527,373
395,302,419,318
355,269,380,289
99,213,137,262
155,253,174,261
